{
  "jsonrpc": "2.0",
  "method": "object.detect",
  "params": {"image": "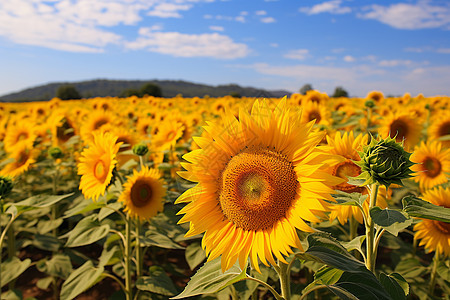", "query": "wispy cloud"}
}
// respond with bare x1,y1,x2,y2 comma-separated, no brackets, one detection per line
300,0,351,15
378,59,413,67
147,3,191,18
209,25,224,32
125,28,250,59
343,55,356,62
358,1,450,30
284,49,309,60
260,17,276,23
256,10,267,16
